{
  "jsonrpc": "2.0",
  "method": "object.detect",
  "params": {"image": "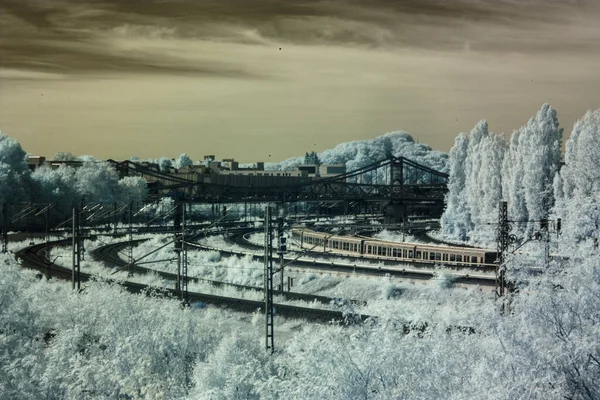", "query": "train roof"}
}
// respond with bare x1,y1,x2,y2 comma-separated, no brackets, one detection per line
294,227,495,254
